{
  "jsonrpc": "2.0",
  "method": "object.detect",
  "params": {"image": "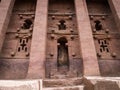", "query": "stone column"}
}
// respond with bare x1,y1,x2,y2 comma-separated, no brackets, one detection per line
27,0,48,79
108,0,120,31
75,0,100,76
0,0,15,52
